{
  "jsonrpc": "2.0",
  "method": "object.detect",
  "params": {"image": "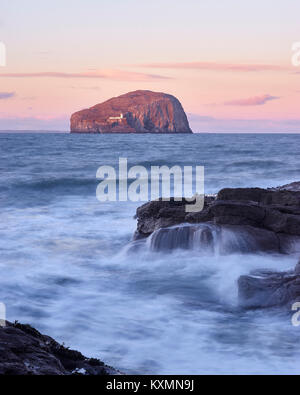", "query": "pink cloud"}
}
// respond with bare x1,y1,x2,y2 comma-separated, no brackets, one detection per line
137,62,288,72
0,69,170,81
223,94,280,106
